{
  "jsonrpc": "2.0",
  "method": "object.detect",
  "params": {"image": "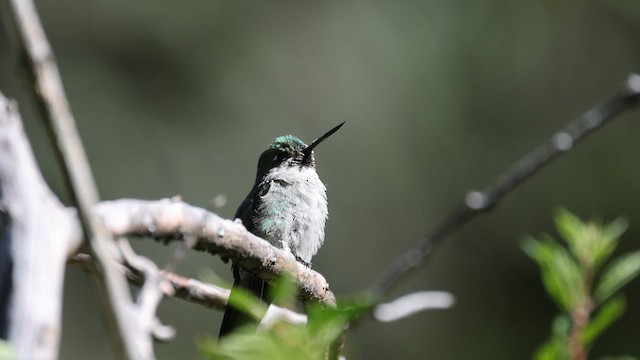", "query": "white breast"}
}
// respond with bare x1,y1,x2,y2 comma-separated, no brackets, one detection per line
259,166,328,264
